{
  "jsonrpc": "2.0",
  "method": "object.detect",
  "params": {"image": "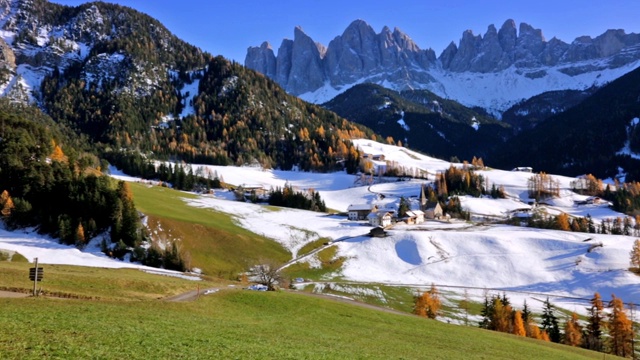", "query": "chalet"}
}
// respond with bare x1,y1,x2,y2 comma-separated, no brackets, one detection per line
576,196,603,206
423,202,443,219
403,210,425,225
347,204,378,221
512,167,533,173
368,211,393,227
241,185,268,197
363,153,386,161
